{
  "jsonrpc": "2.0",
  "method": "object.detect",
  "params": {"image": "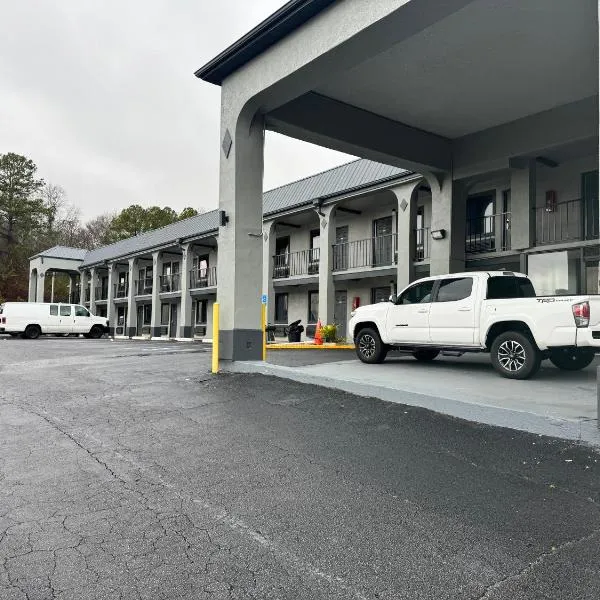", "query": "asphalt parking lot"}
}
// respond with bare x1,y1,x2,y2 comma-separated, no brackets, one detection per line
1,336,599,599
